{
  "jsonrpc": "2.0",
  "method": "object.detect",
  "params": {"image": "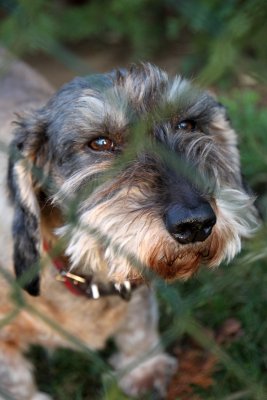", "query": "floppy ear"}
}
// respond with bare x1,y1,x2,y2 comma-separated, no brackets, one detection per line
8,112,49,296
